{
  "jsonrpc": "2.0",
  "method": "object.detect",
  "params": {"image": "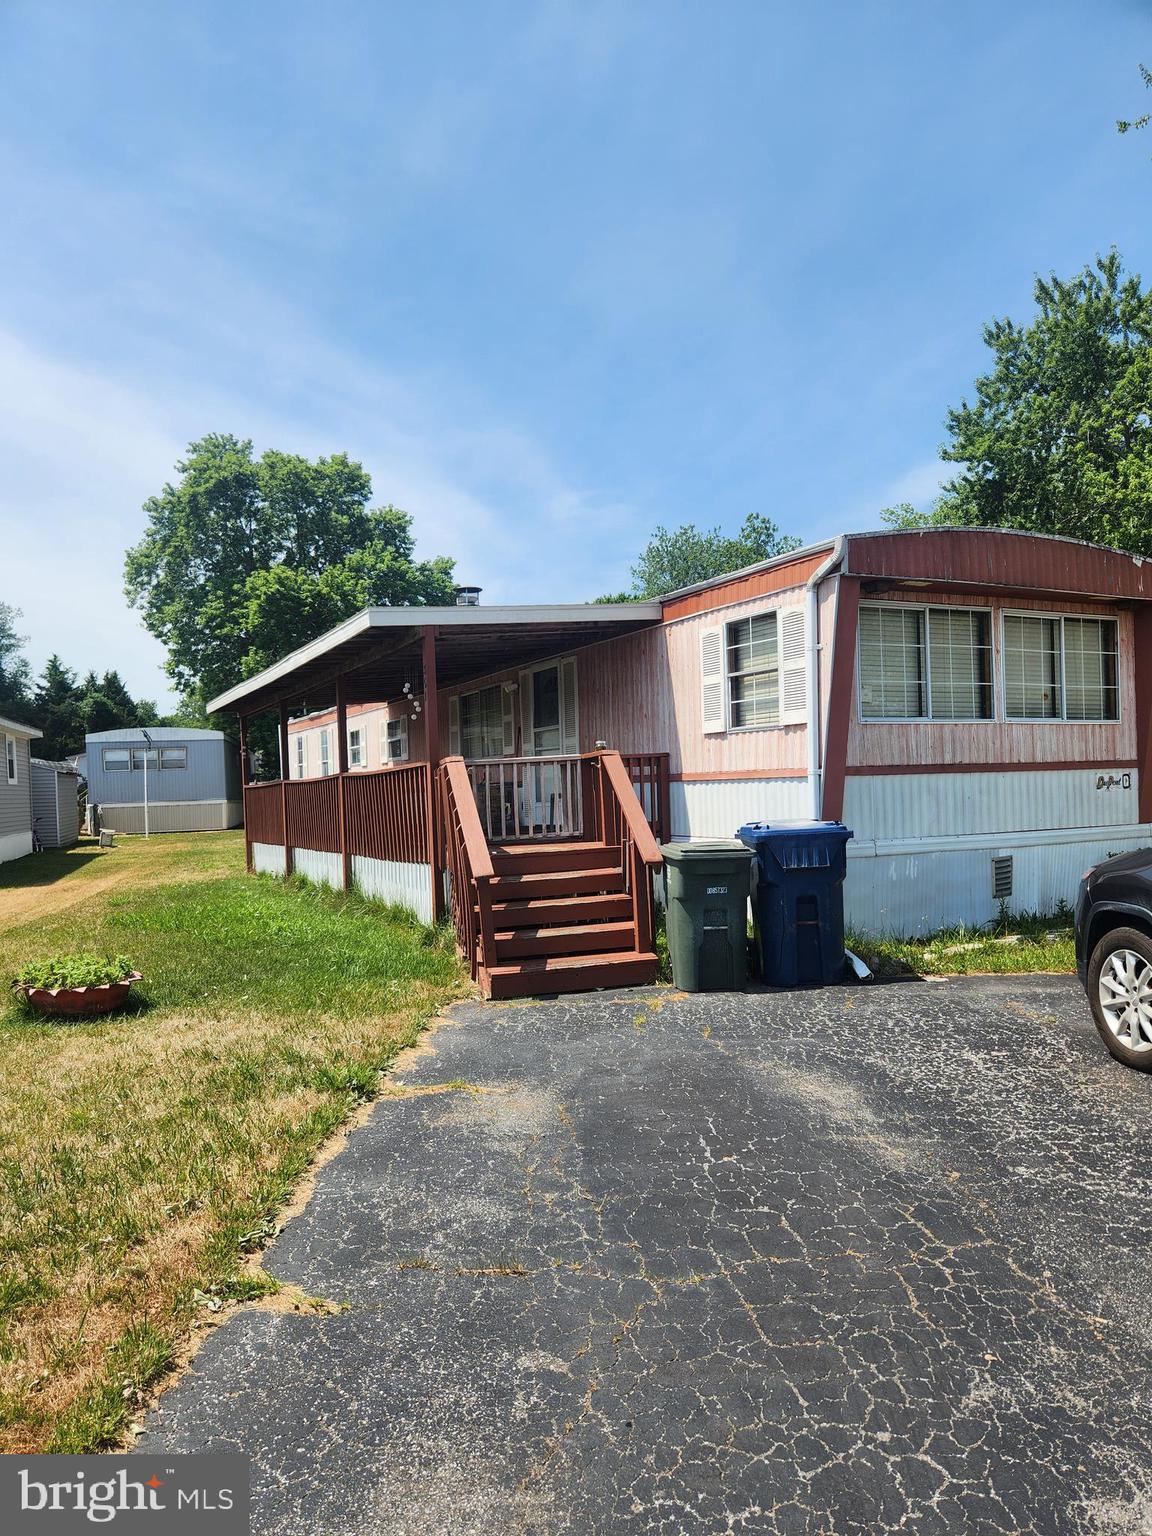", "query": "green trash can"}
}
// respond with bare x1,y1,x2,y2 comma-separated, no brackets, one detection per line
660,840,754,992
